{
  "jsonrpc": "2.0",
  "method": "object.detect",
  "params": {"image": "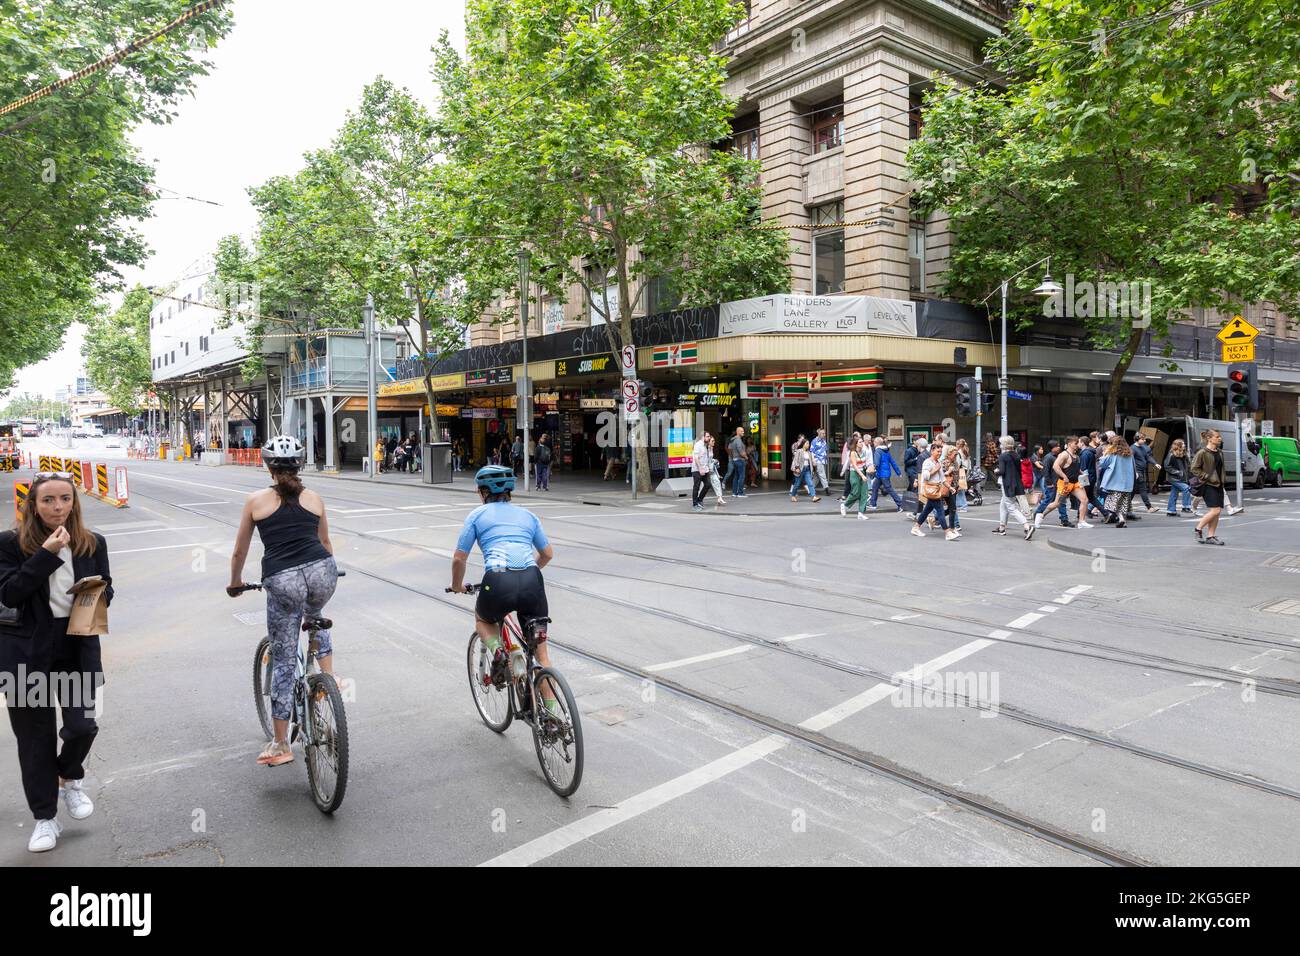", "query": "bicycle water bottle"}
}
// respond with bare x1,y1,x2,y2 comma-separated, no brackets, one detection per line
509,646,527,679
